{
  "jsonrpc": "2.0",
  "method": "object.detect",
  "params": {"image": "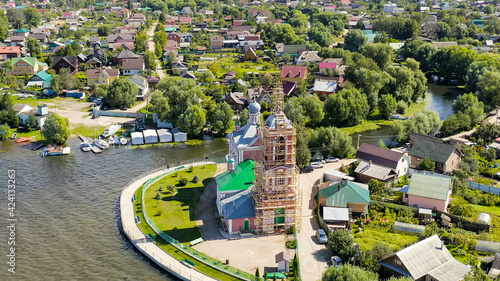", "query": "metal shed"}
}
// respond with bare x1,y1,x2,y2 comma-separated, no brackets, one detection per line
143,129,158,144
172,128,187,142
157,129,172,143
131,132,144,145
